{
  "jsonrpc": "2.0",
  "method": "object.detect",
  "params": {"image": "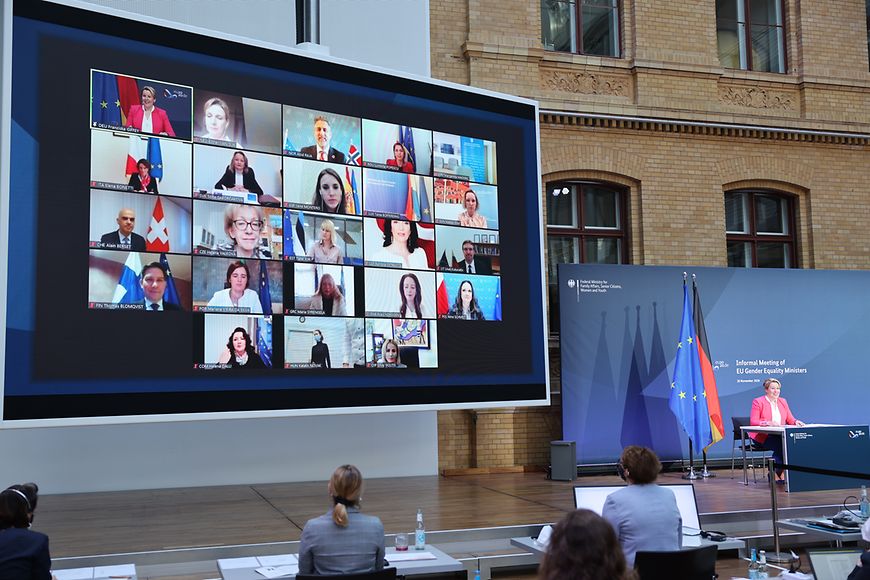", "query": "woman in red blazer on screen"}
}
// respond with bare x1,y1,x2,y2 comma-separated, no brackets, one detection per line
750,378,806,483
125,86,176,136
